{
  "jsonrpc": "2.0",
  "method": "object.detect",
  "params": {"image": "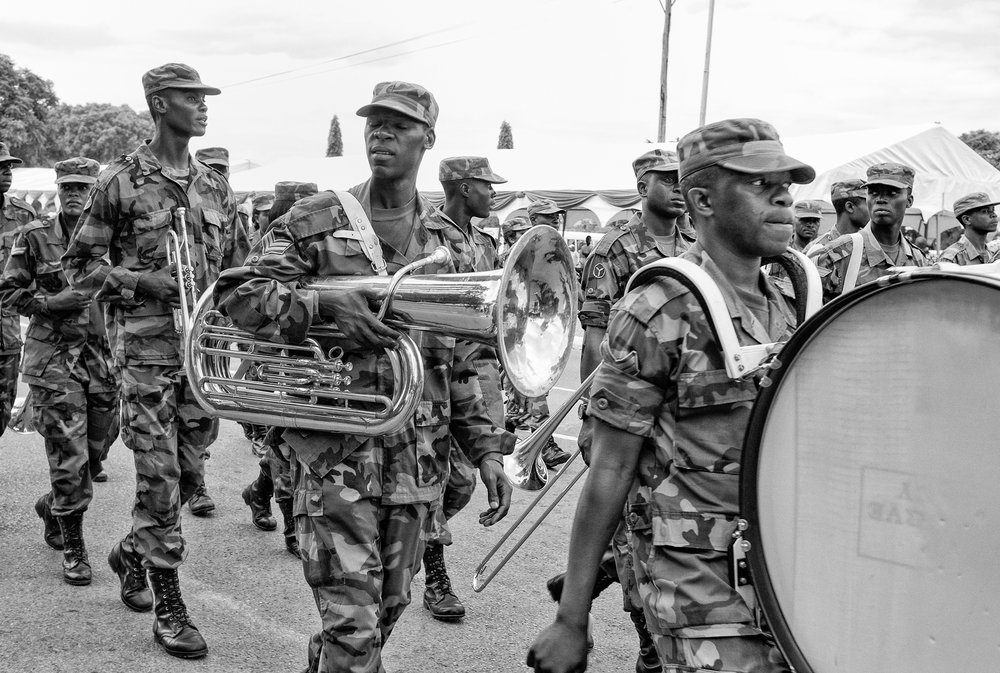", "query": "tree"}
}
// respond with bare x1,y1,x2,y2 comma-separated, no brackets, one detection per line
497,120,514,150
326,115,343,157
0,54,60,166
46,103,154,163
960,129,1000,170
